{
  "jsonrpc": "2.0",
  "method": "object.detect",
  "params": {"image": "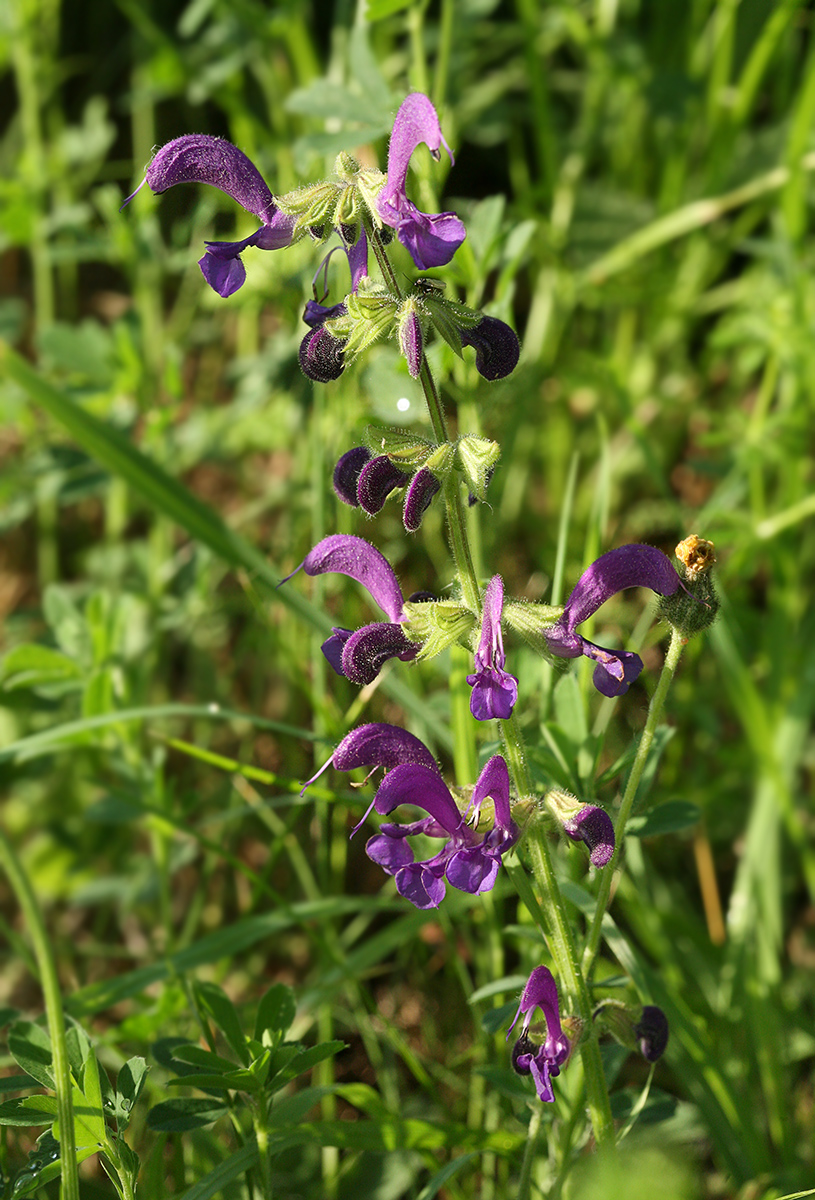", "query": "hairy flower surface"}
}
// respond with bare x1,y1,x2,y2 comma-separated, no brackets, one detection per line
635,1005,669,1062
562,805,615,867
365,752,519,908
467,576,518,720
280,535,420,684
507,966,571,1102
300,721,439,796
460,316,520,380
377,94,466,269
544,544,682,696
124,134,297,297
